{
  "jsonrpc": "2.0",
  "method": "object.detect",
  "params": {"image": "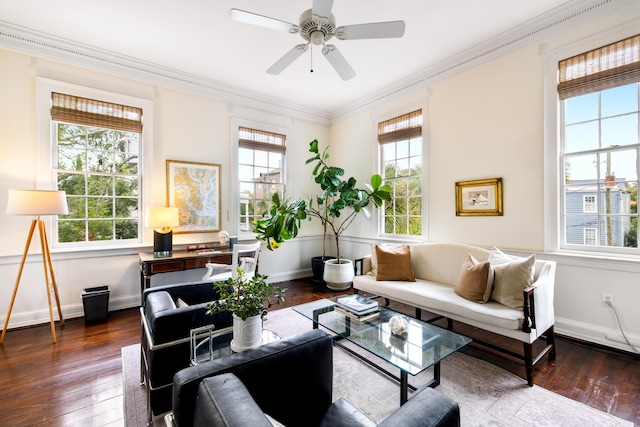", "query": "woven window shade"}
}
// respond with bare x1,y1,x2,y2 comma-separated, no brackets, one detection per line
51,92,143,133
239,127,286,154
558,34,640,100
377,109,422,144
